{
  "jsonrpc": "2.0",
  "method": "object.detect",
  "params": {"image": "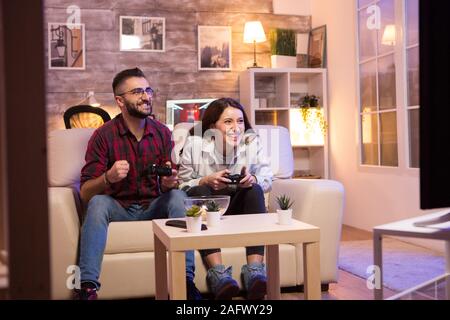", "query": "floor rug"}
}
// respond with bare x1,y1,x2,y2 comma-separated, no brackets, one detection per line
338,238,445,292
